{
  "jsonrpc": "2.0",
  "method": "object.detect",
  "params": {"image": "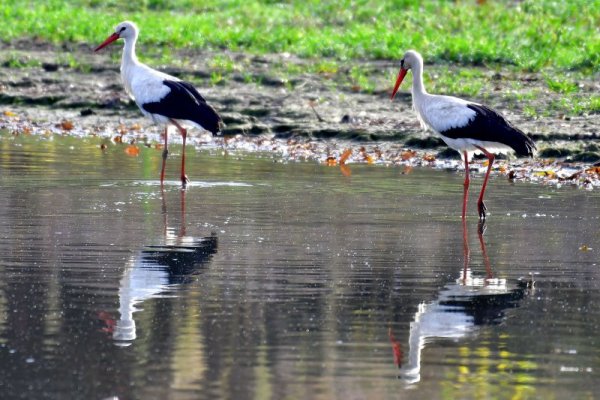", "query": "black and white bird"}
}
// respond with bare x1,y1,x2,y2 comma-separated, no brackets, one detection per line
391,50,535,220
95,21,222,187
